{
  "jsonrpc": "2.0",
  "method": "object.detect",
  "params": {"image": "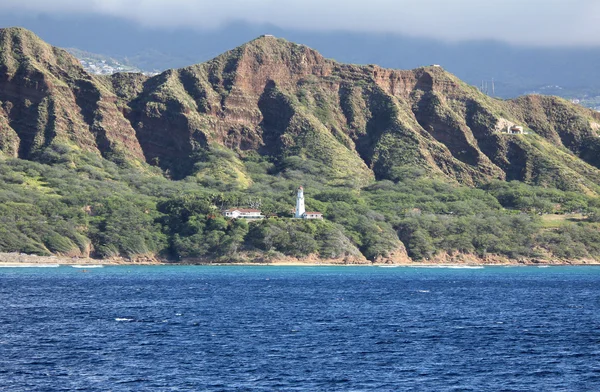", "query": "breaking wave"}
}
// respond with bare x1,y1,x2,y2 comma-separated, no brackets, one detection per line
0,264,60,268
72,265,104,269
